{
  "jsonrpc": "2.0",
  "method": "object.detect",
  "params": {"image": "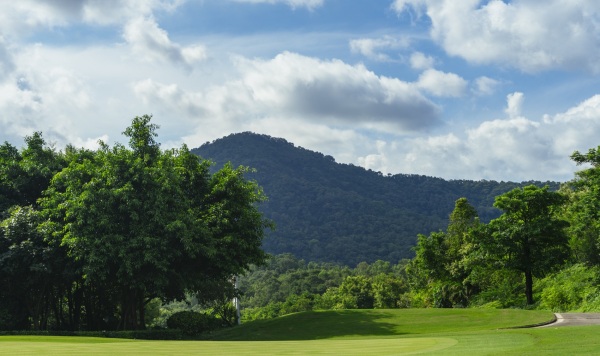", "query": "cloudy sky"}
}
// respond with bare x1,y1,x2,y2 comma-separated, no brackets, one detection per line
2,0,600,182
